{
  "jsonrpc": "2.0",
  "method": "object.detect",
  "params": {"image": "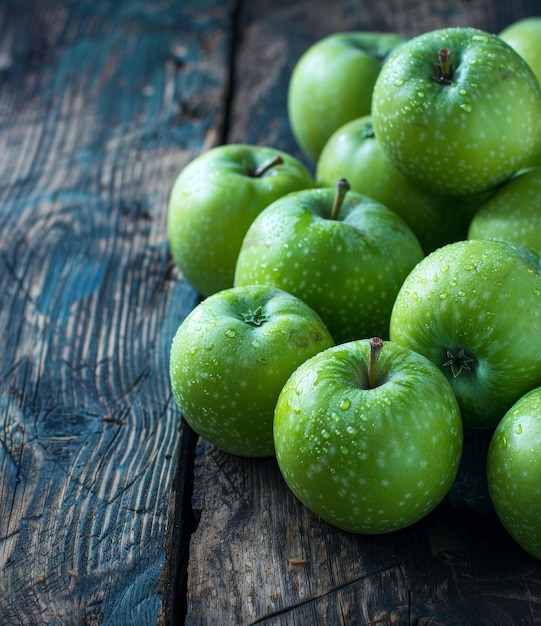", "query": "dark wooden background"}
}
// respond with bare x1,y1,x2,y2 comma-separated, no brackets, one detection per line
1,1,540,625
